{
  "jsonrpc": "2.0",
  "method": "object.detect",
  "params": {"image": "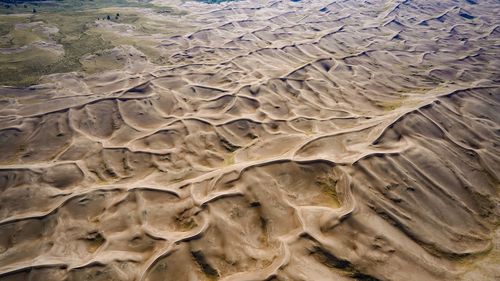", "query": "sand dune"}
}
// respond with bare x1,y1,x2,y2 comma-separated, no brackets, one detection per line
0,0,499,280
